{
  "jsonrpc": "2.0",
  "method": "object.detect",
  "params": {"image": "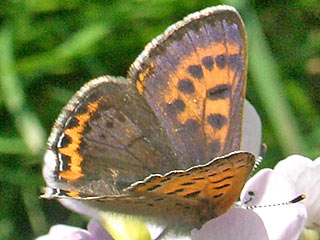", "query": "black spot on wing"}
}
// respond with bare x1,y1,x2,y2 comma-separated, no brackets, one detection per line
180,182,196,186
215,54,227,69
187,65,203,79
178,79,195,94
183,190,201,198
183,119,200,132
146,184,162,192
192,176,206,181
207,114,227,129
59,134,72,148
211,176,234,184
208,172,217,177
212,183,230,190
166,99,186,117
65,117,79,129
59,154,72,171
166,189,184,195
202,56,214,71
213,193,224,198
75,104,88,115
207,84,231,100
